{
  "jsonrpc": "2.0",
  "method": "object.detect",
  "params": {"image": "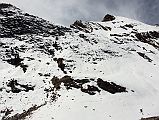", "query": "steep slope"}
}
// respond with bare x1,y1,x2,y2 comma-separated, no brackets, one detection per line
0,3,159,120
